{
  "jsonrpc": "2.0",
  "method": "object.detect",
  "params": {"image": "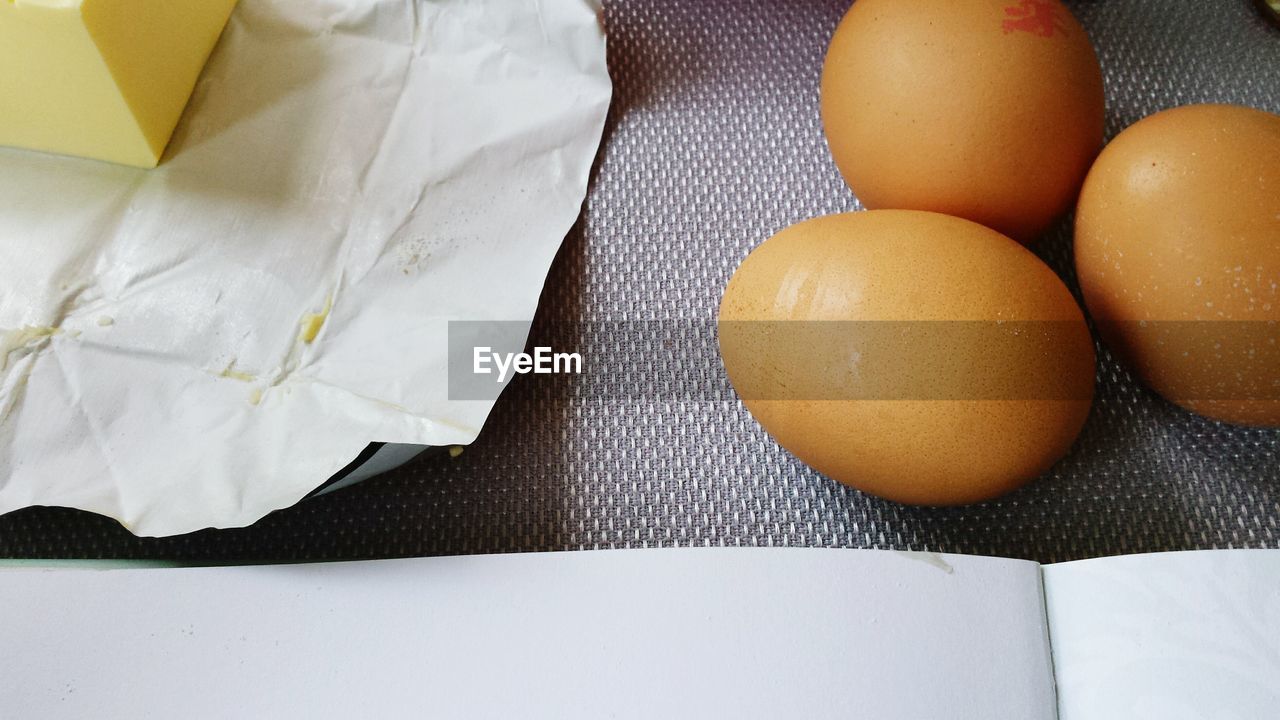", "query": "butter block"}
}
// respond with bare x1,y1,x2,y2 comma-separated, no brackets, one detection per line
0,0,239,168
